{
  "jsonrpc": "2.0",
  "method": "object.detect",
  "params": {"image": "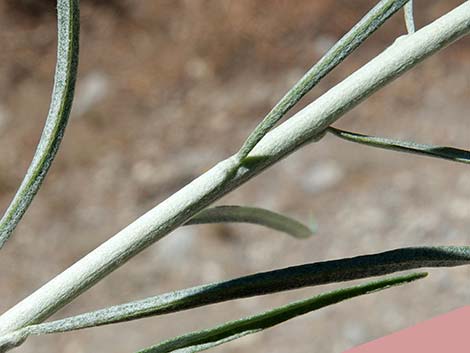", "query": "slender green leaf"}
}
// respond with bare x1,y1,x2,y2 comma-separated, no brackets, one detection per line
185,206,315,239
237,0,411,160
328,127,470,164
0,0,80,249
138,272,427,353
20,246,470,337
